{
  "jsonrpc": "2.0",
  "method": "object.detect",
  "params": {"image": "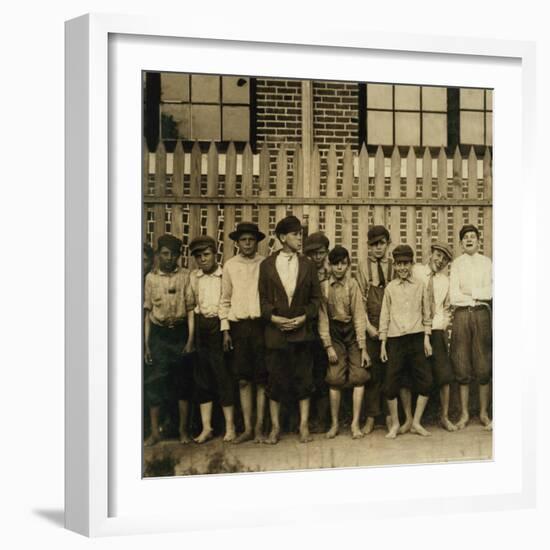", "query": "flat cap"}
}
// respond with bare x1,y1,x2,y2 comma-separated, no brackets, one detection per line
392,244,414,262
459,224,480,241
367,225,390,245
189,235,217,255
303,231,330,253
430,241,453,261
275,215,302,236
157,234,182,254
228,221,266,242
